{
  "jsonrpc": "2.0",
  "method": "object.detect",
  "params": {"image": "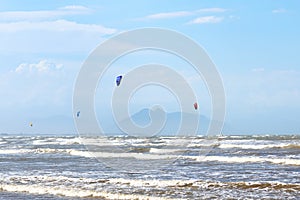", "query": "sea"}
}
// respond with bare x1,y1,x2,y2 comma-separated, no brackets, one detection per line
0,134,299,199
